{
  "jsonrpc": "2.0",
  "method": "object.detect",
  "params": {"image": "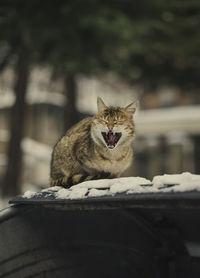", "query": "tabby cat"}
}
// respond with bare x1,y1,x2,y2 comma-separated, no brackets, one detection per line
50,97,137,188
